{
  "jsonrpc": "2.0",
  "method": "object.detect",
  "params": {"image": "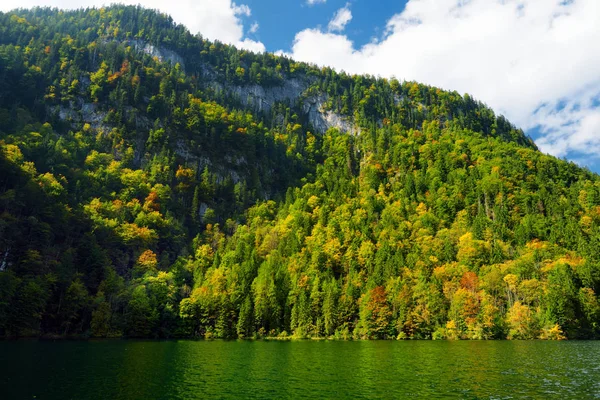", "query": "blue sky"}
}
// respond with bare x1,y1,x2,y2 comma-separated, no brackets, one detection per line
2,0,600,173
242,0,408,51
